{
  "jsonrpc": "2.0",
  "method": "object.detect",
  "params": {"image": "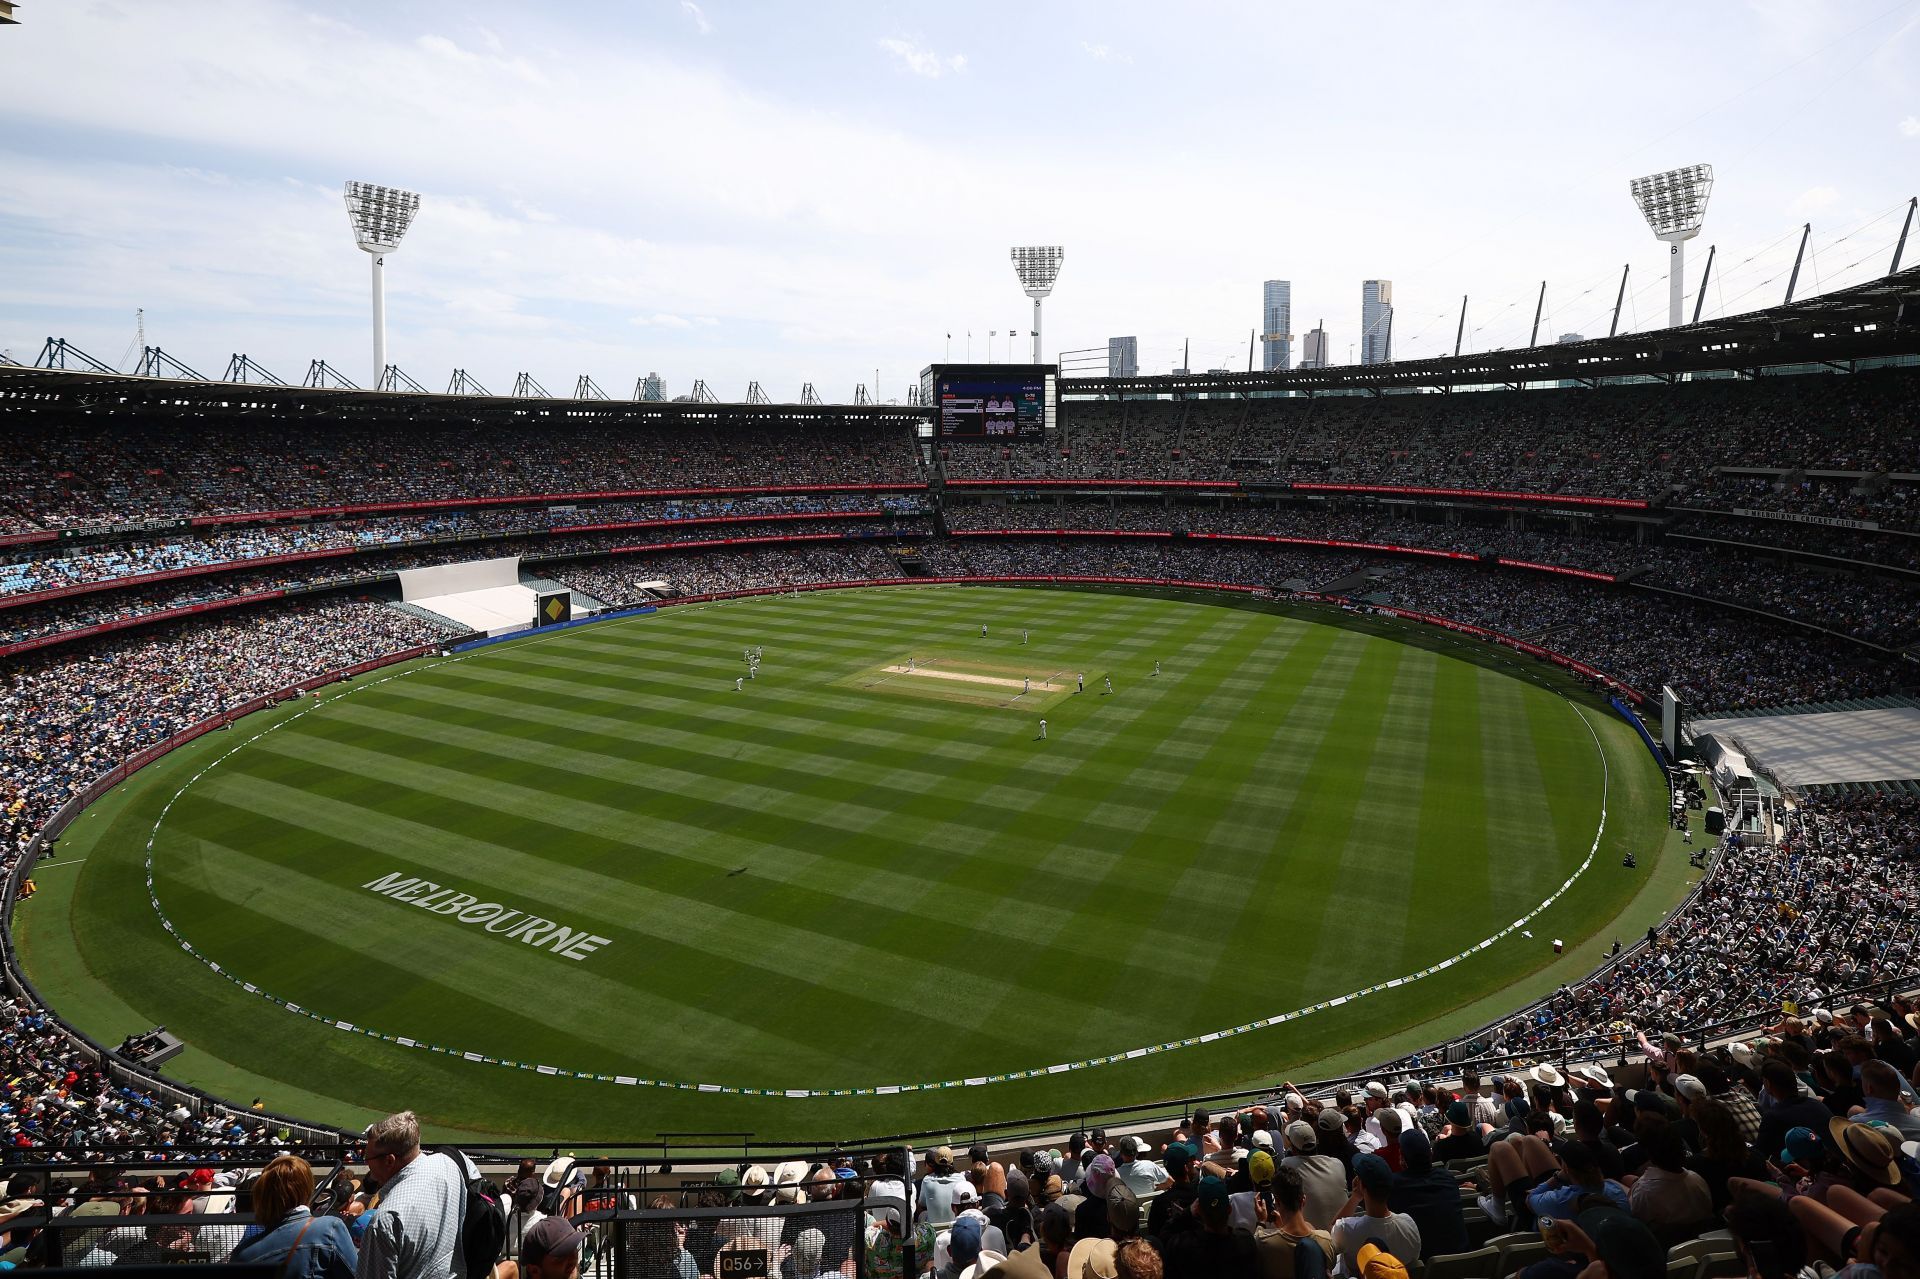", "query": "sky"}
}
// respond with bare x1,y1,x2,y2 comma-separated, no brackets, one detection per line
1,0,1917,401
